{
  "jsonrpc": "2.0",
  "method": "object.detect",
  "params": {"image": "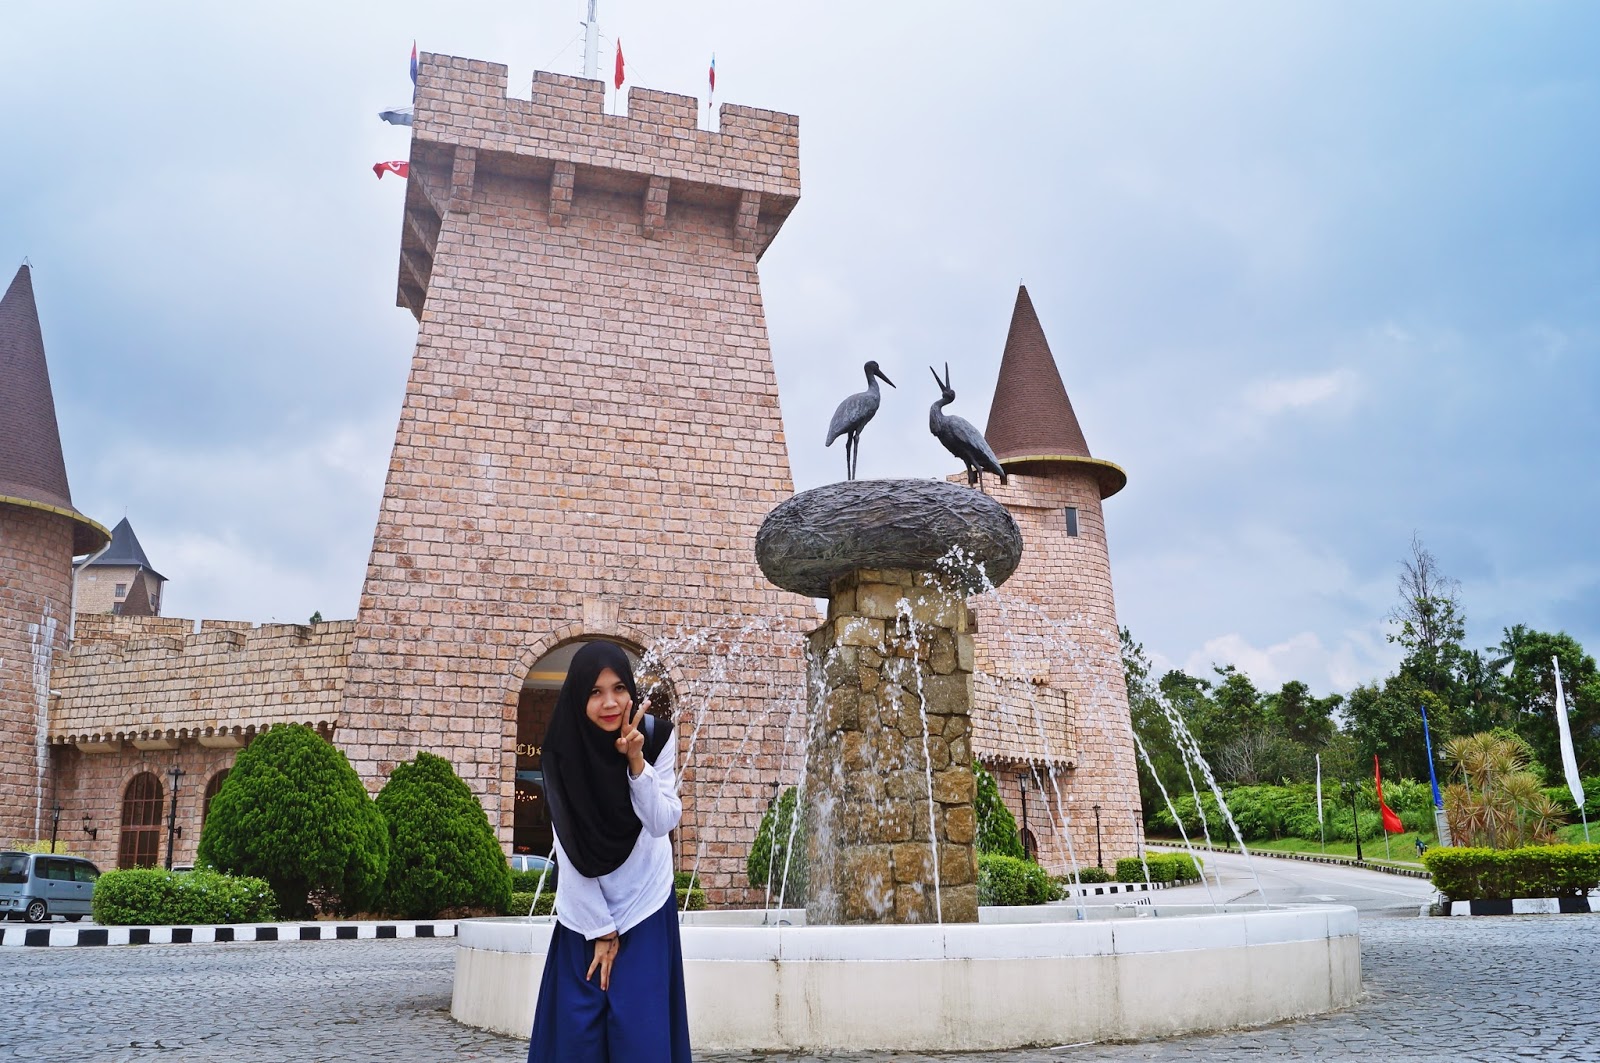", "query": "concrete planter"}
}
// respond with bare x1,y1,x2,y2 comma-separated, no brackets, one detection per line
452,904,1359,1052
